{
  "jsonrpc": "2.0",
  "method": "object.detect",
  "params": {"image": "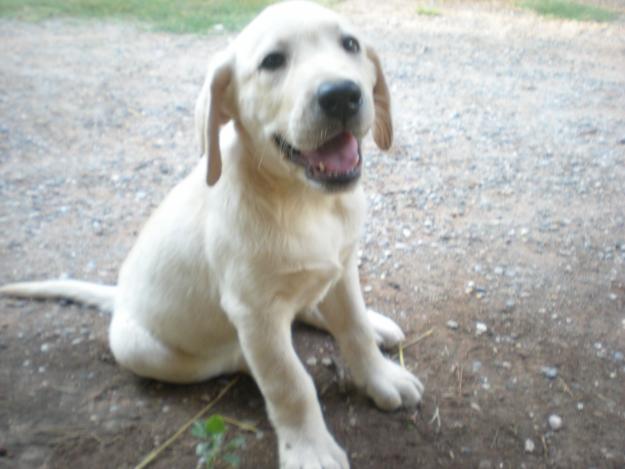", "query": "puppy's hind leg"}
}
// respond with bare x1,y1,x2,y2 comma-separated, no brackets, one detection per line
297,307,405,349
109,311,246,383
